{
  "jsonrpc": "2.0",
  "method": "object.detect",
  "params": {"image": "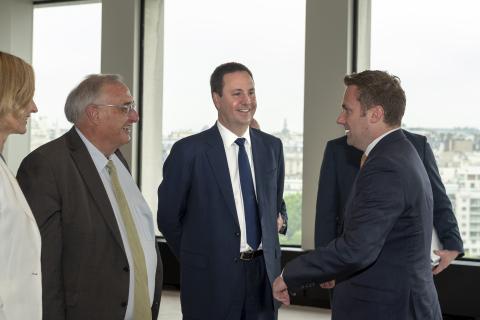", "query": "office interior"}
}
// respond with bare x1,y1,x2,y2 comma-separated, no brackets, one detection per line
1,0,479,319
